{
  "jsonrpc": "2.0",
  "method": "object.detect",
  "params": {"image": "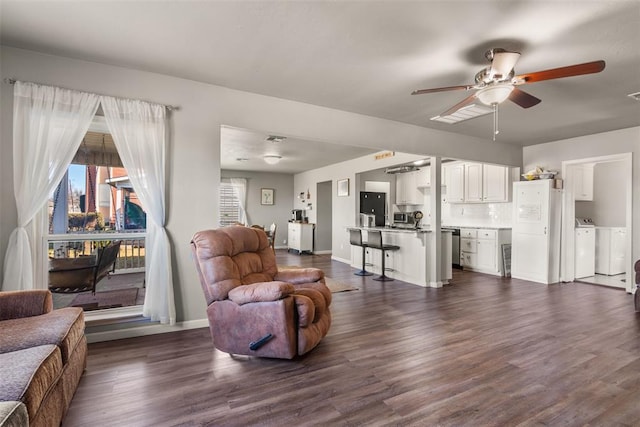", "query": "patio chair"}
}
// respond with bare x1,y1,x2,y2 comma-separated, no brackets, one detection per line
48,240,122,294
